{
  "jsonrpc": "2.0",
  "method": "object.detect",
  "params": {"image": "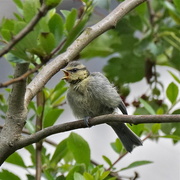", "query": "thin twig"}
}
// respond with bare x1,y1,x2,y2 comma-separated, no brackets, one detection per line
0,3,48,57
43,39,67,62
147,0,155,26
35,91,45,180
0,63,43,88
